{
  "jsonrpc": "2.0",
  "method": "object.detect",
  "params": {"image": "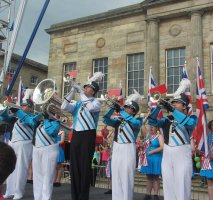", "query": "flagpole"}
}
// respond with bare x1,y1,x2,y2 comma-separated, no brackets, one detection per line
5,0,50,97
